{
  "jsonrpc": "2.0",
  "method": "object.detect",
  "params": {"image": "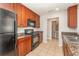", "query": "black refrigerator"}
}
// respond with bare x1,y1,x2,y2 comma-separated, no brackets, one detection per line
0,9,17,56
